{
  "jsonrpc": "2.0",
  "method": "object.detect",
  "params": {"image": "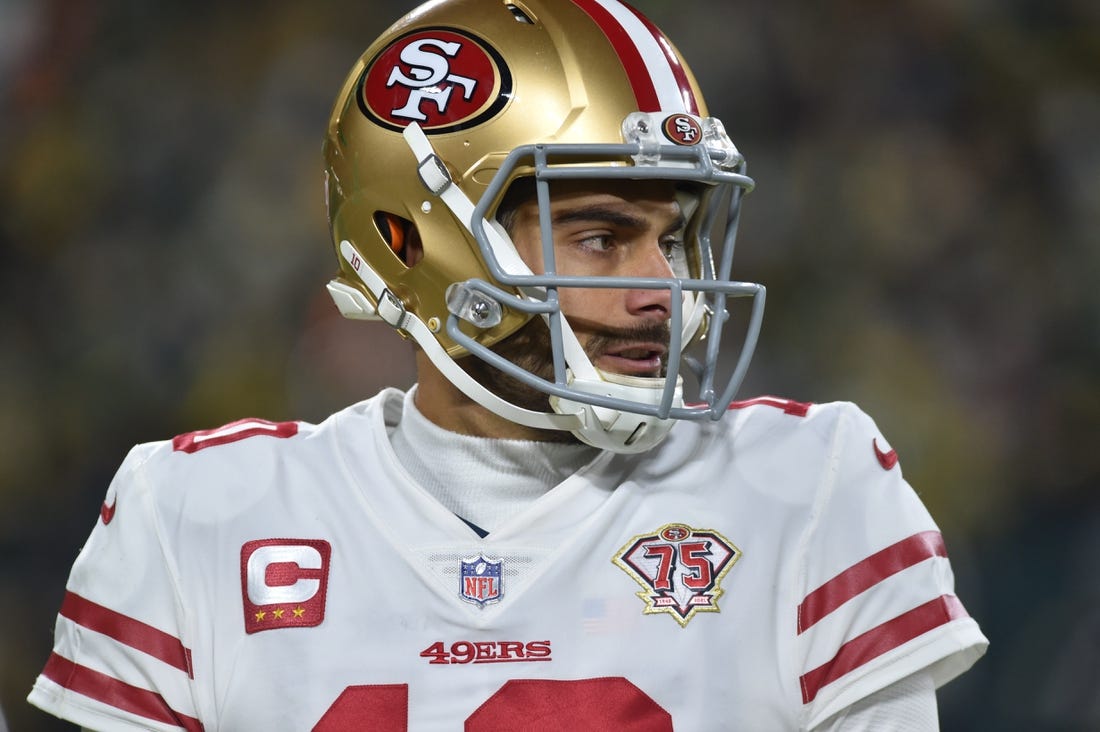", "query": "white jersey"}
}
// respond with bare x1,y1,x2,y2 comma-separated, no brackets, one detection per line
29,388,986,731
